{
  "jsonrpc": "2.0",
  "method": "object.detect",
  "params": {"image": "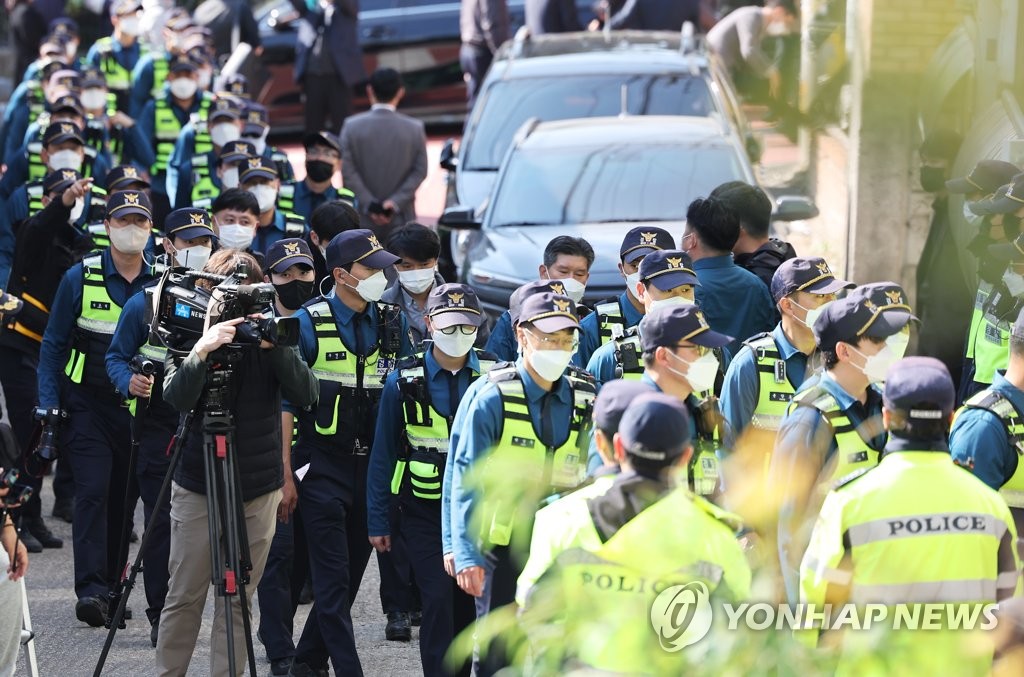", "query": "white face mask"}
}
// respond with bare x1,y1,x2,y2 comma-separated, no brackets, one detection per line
625,272,642,301
108,224,149,254
174,244,212,270
648,295,693,312
398,268,436,295
791,298,831,330
221,166,239,189
1004,269,1024,298
886,331,910,360
764,20,790,36
848,344,898,385
210,122,240,148
80,88,107,111
347,270,388,303
68,198,85,223
432,329,477,358
528,348,574,382
49,149,83,172
119,17,141,36
217,224,255,250
963,201,983,228
551,277,585,303
248,130,269,155
249,184,277,213
169,77,197,100
667,350,719,394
